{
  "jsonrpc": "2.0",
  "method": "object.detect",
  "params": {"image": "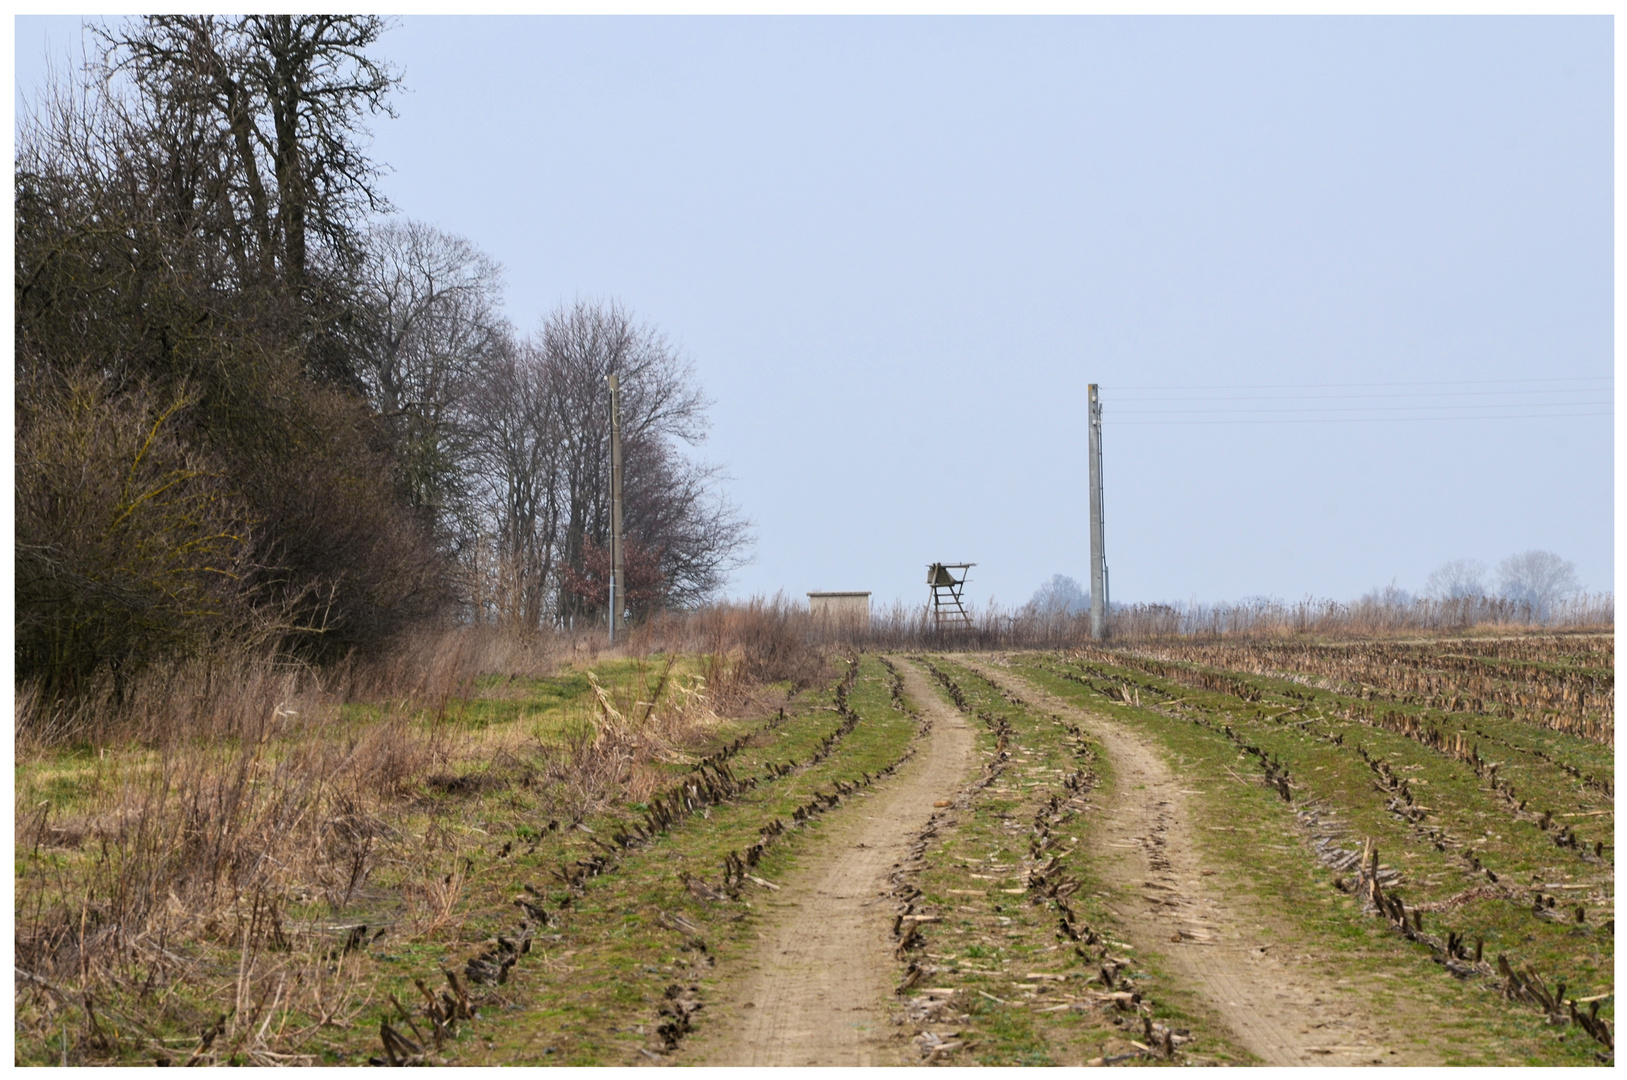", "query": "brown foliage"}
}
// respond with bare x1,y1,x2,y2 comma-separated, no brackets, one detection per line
558,536,666,616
